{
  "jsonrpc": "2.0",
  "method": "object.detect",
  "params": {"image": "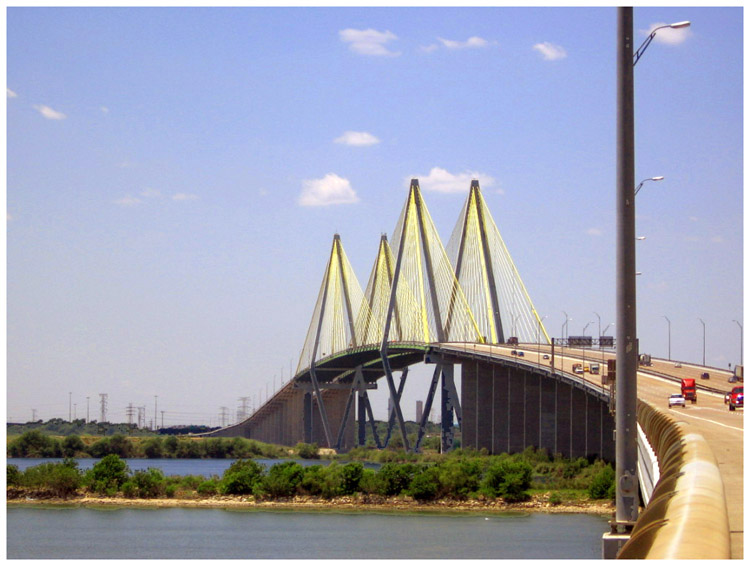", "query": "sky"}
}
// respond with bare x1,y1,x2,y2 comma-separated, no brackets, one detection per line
5,6,744,427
